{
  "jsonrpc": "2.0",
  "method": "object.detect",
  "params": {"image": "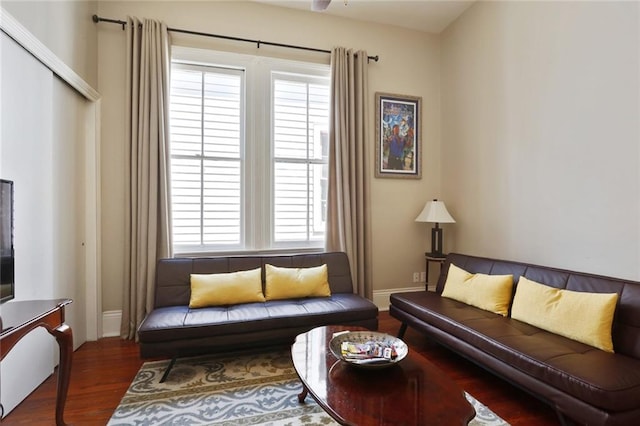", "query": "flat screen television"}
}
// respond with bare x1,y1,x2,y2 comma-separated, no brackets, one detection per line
1,179,15,303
